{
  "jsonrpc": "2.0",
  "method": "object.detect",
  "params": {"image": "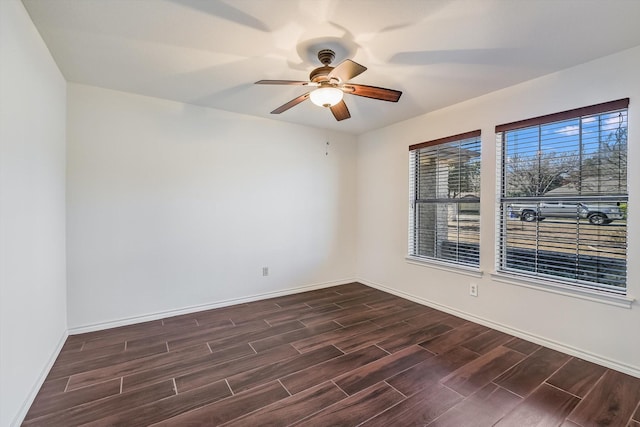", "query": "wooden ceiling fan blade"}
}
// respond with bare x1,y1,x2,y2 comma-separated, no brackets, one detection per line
330,100,351,121
255,80,312,85
329,59,367,82
270,93,310,114
344,84,402,102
